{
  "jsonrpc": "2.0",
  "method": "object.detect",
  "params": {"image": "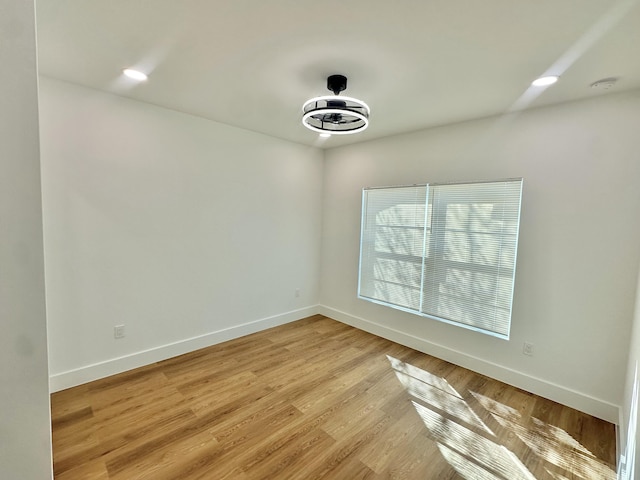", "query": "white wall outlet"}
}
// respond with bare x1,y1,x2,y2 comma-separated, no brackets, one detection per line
295,288,300,298
523,341,534,356
114,324,125,339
